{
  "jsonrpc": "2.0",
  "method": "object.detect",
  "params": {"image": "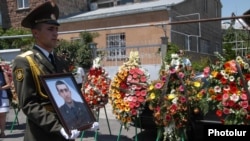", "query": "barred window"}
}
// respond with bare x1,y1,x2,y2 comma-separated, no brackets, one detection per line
17,0,29,9
106,33,126,60
200,39,210,53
